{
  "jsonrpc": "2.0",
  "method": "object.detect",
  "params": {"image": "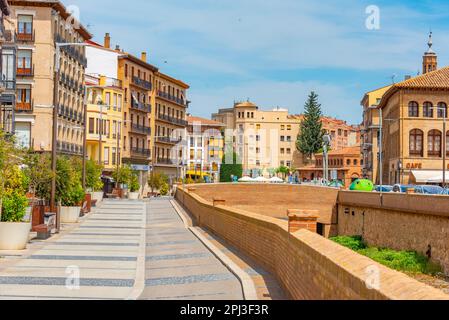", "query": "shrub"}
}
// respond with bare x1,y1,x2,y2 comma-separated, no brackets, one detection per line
130,172,140,192
1,192,28,222
160,183,169,196
330,236,367,251
113,165,133,186
148,173,168,192
23,152,53,200
86,160,104,192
